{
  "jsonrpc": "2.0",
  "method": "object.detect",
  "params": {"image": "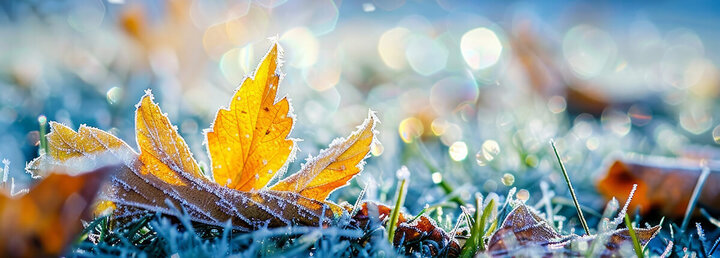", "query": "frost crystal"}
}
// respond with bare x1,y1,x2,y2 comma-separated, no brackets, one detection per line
1,159,8,184
611,184,637,228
